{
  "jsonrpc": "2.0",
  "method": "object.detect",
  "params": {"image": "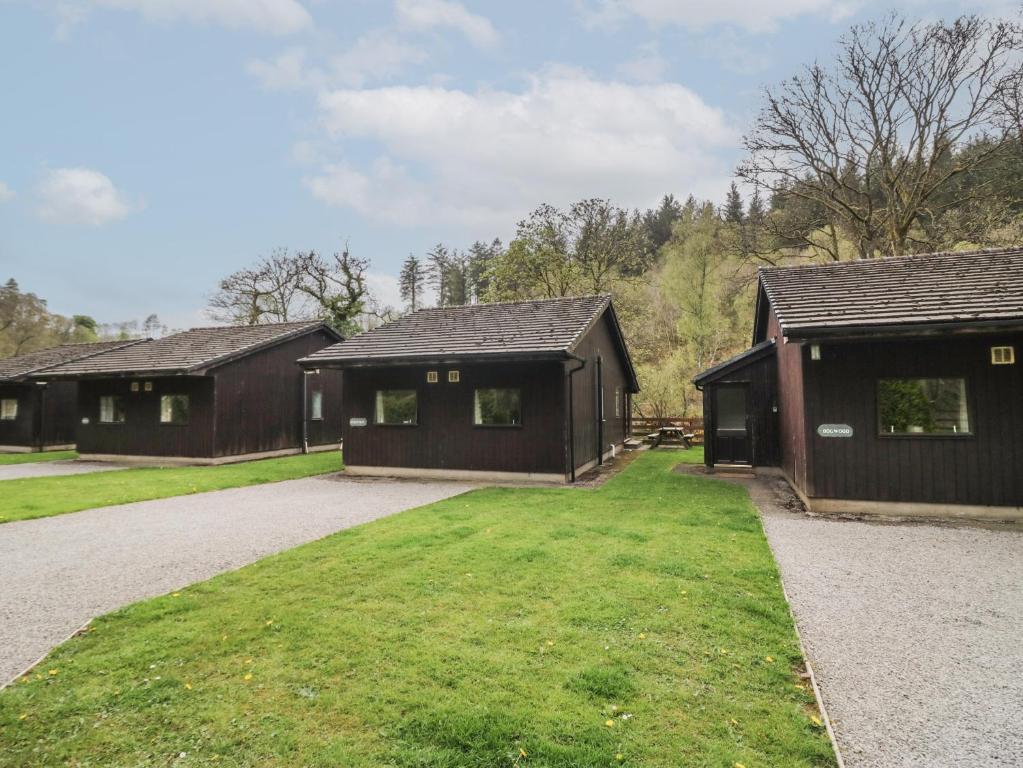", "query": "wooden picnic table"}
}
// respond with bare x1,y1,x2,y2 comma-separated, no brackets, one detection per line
647,426,695,449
